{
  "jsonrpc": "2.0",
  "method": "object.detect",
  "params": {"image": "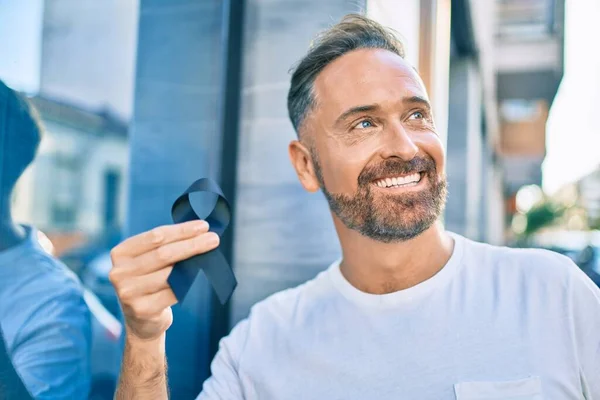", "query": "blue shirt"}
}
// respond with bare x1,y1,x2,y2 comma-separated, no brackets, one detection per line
0,225,91,399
